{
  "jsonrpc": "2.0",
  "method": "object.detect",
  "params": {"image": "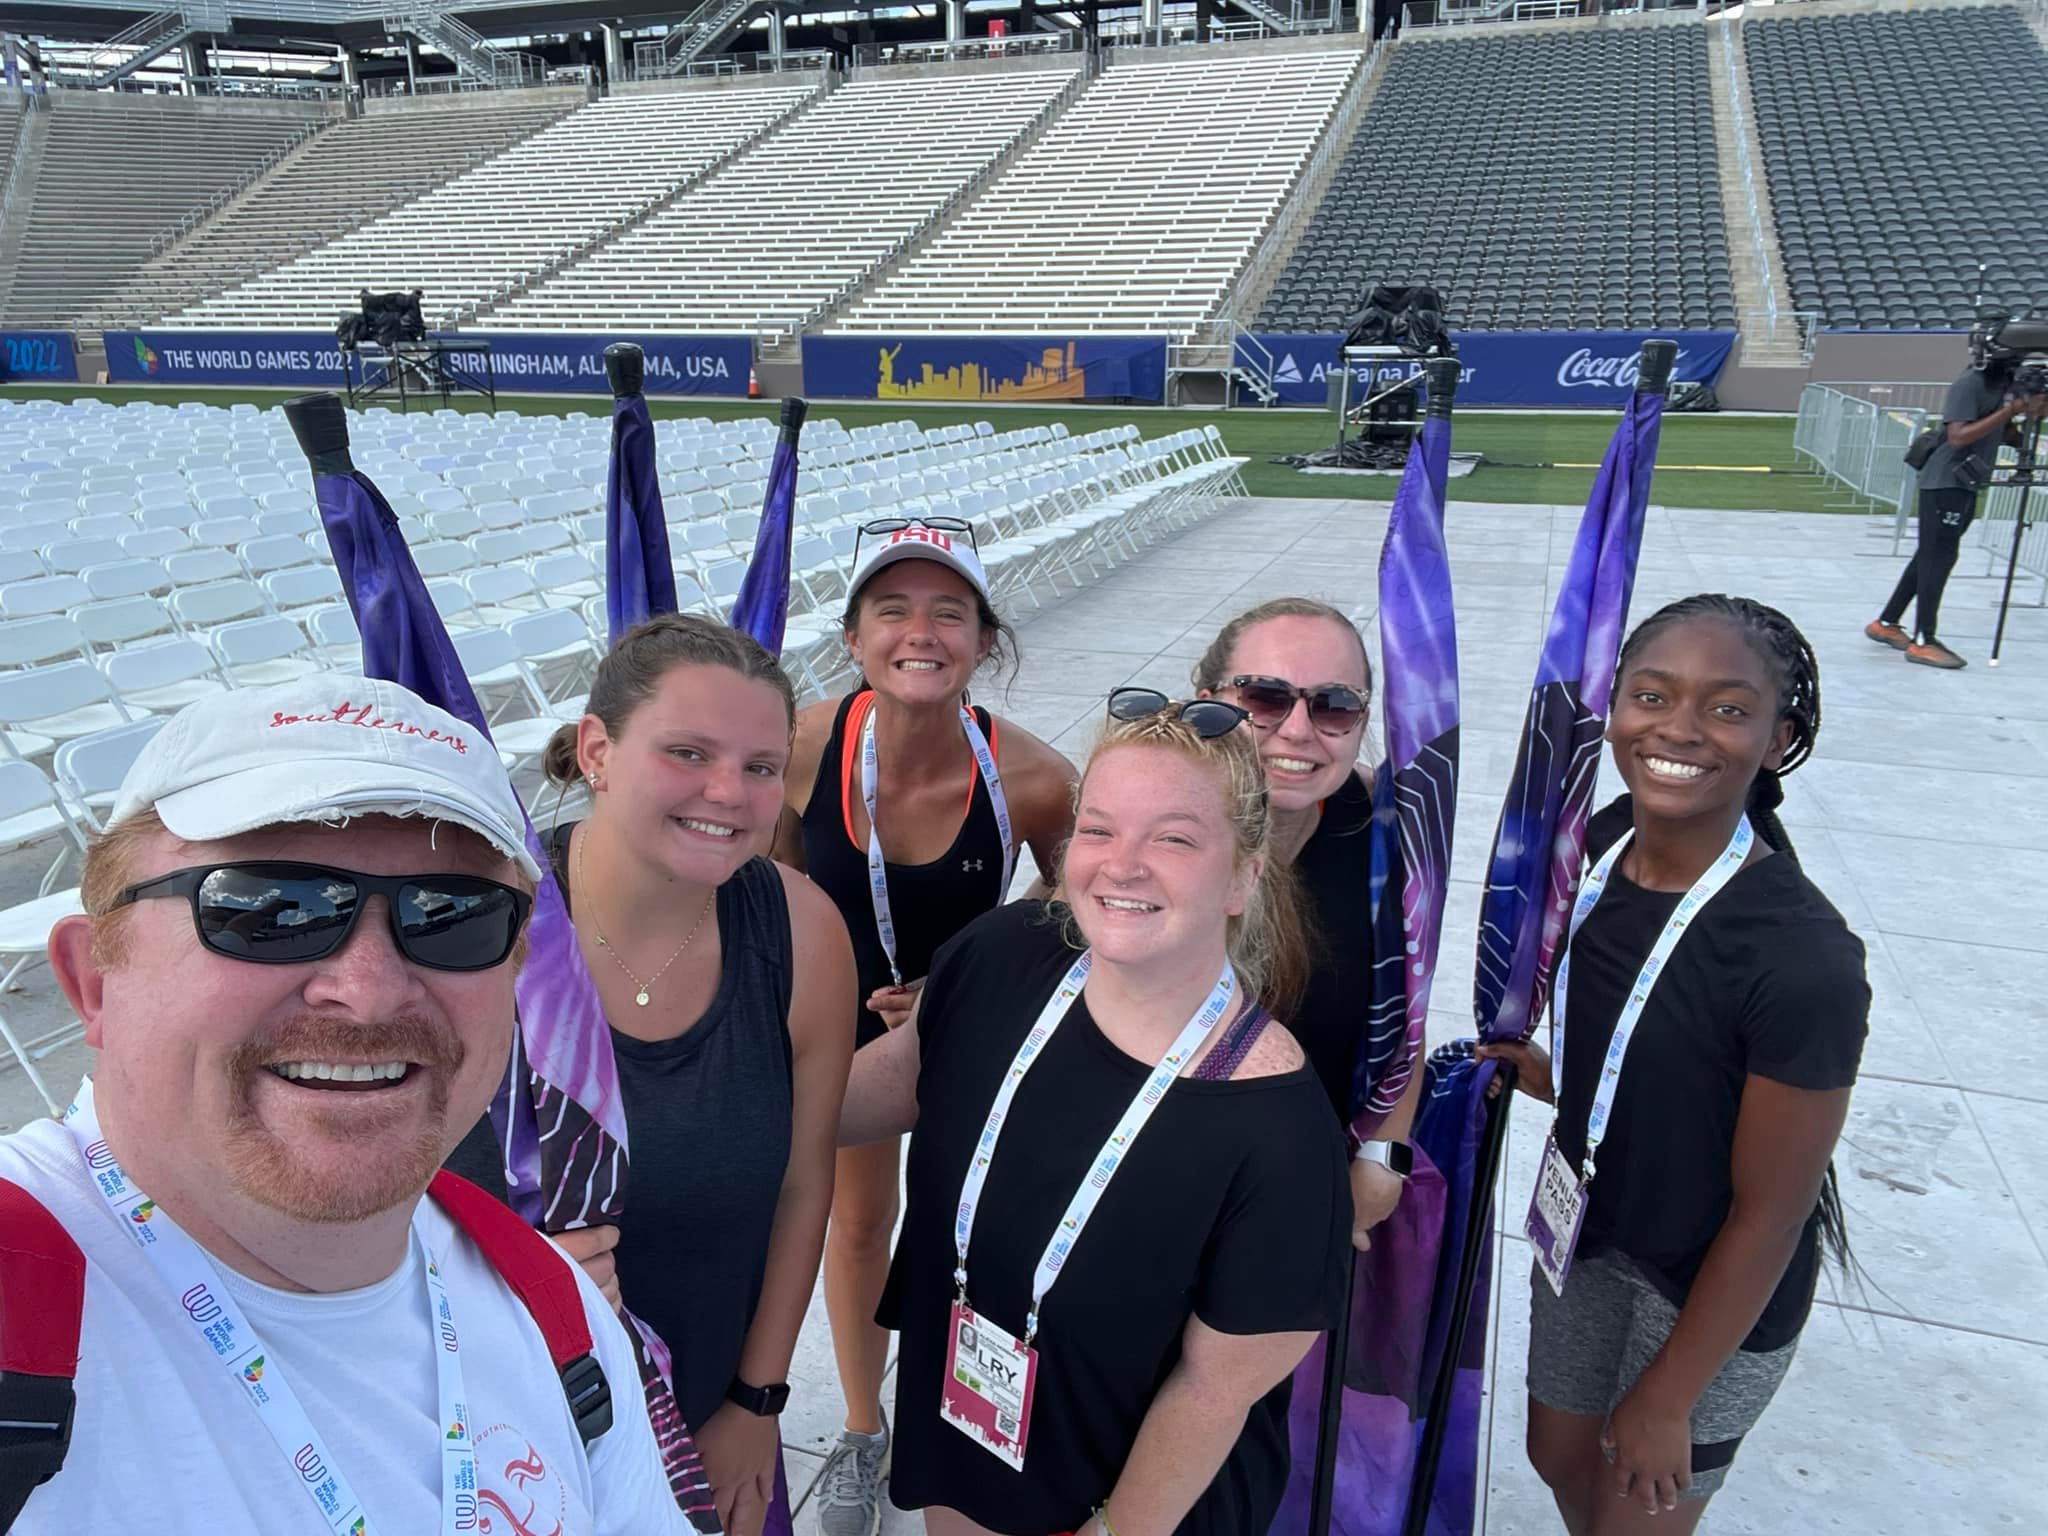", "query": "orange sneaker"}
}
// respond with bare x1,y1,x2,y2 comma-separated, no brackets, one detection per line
1865,620,1910,651
1906,640,1967,670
